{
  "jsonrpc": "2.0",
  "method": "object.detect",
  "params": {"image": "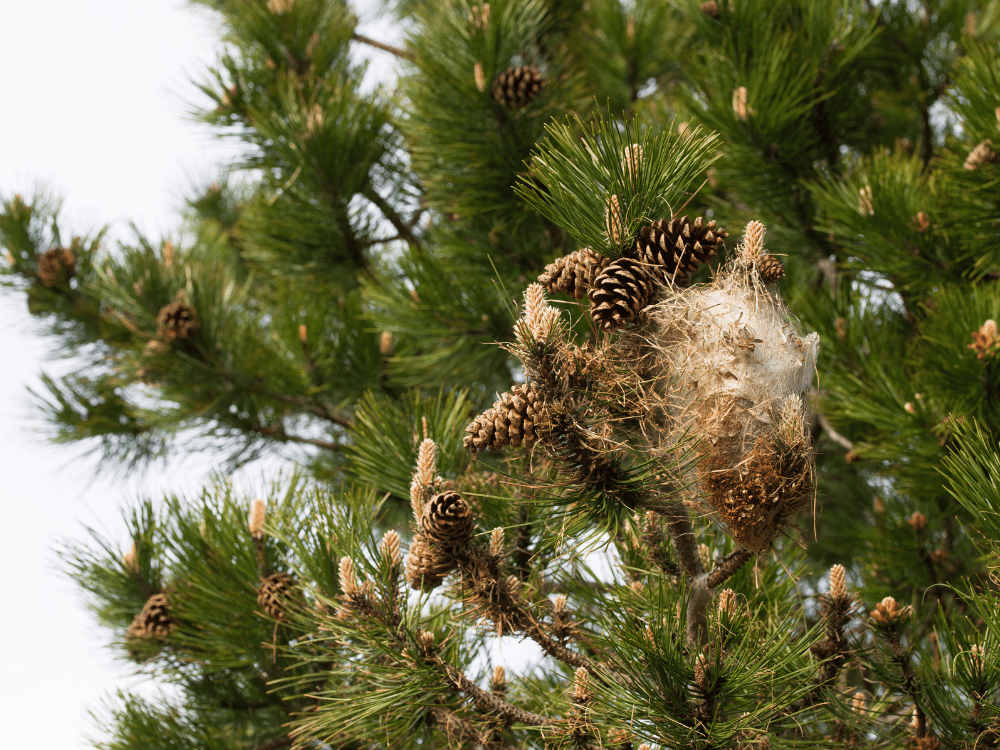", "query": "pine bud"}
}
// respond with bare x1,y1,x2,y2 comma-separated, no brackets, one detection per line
829,564,847,600
858,185,874,216
732,86,753,120
490,527,505,555
122,543,138,574
474,62,487,93
415,438,437,487
852,690,866,716
964,12,977,36
742,219,766,259
571,667,589,703
621,144,643,176
380,530,402,567
249,499,266,540
468,3,489,30
965,140,998,170
162,240,175,267
912,212,930,232
339,556,359,597
698,543,712,572
379,331,394,355
605,194,624,245
491,664,506,693
299,324,308,343
908,511,928,533
870,596,911,628
970,644,986,672
418,629,435,652
267,0,294,13
969,319,1000,359
521,283,560,342
410,477,424,524
553,594,568,614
